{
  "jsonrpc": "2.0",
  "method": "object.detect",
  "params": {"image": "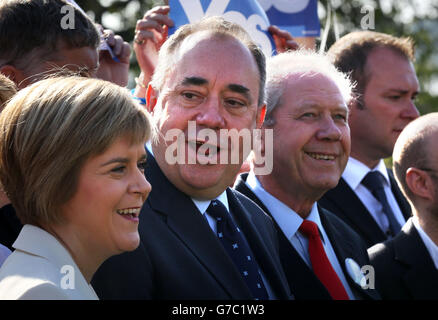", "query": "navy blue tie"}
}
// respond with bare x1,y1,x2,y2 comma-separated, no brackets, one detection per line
207,200,269,300
362,171,402,237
